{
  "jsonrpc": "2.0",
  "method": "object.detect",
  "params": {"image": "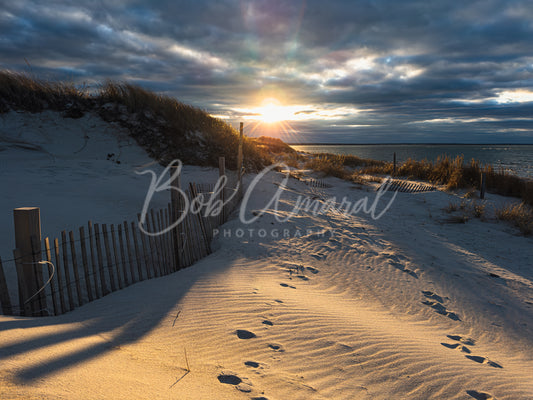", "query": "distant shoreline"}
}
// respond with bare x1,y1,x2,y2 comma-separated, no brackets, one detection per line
288,143,533,146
